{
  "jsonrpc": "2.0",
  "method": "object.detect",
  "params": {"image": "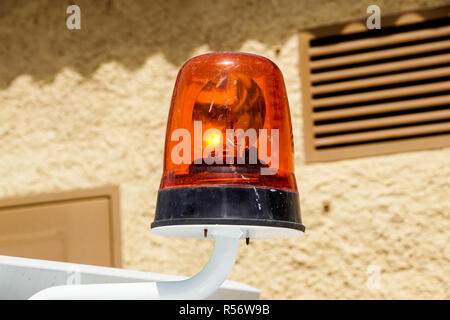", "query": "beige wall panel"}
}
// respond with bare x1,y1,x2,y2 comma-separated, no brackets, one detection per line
0,199,111,265
0,187,122,267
